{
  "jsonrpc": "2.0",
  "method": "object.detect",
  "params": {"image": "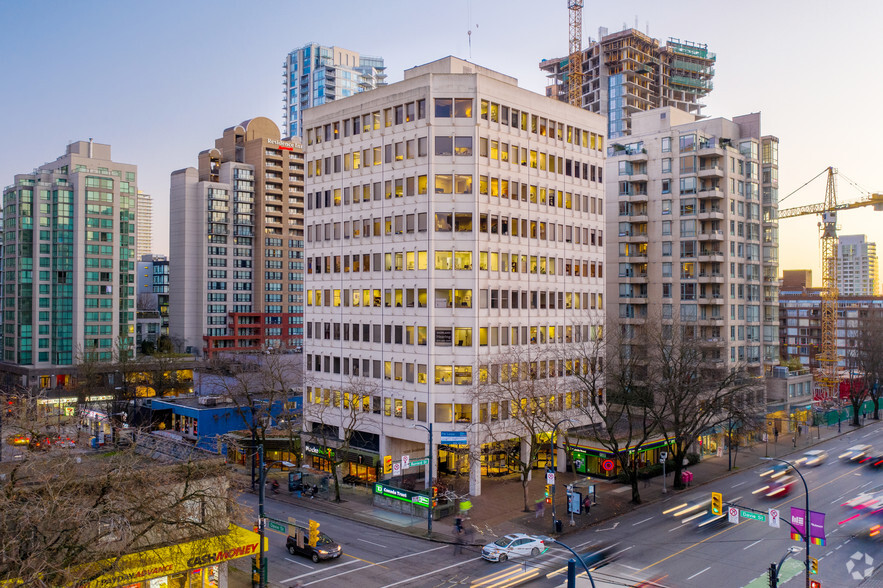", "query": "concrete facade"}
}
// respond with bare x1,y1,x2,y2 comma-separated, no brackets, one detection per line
837,234,878,296
606,108,780,376
302,57,606,495
169,118,305,356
